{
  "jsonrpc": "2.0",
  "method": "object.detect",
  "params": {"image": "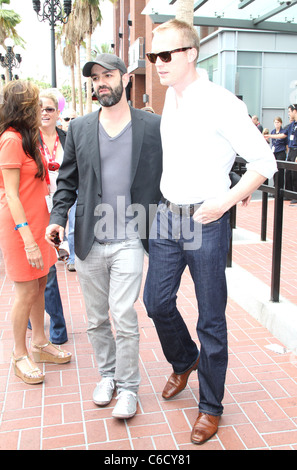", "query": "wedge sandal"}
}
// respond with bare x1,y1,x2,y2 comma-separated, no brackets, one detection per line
12,353,44,384
31,341,72,364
